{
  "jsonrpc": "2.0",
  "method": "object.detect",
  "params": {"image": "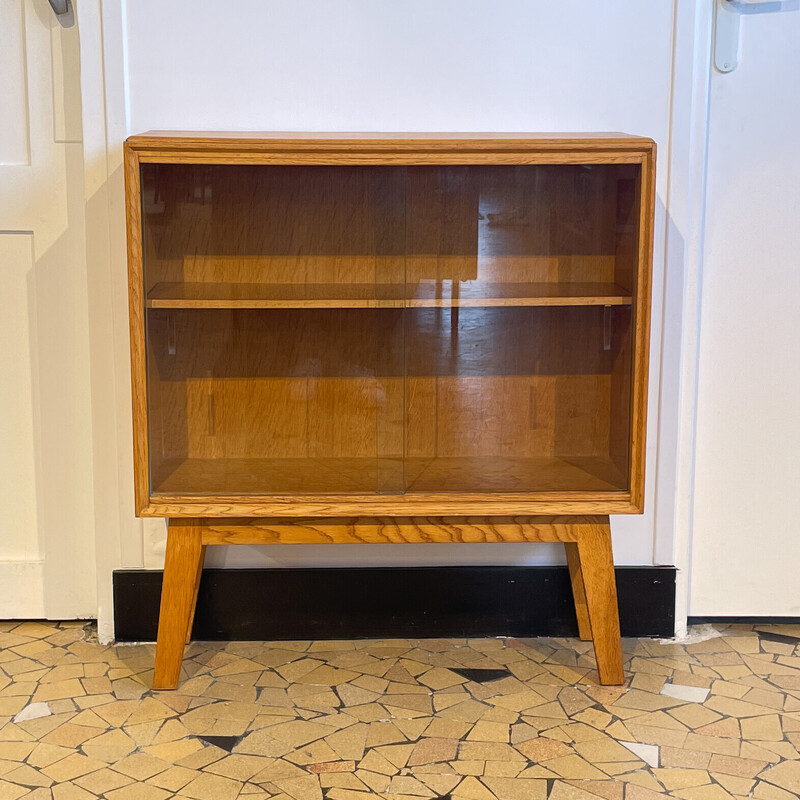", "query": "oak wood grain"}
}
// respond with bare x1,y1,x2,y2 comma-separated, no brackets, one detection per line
145,280,633,309
627,144,656,512
153,521,204,689
124,133,653,171
139,496,638,518
575,517,625,684
185,544,206,645
127,132,655,159
197,516,595,545
565,542,592,641
129,151,650,167
149,456,625,497
124,144,150,514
